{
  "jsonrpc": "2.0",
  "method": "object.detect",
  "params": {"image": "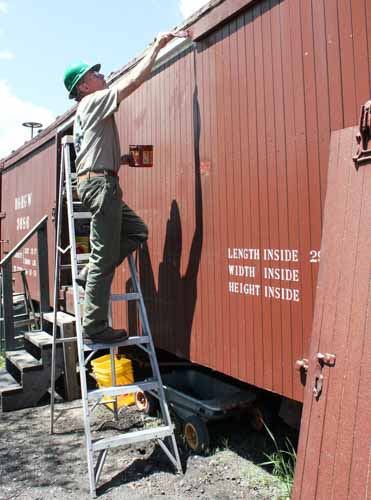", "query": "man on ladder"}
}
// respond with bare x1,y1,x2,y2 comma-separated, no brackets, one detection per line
57,32,182,497
63,32,174,345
